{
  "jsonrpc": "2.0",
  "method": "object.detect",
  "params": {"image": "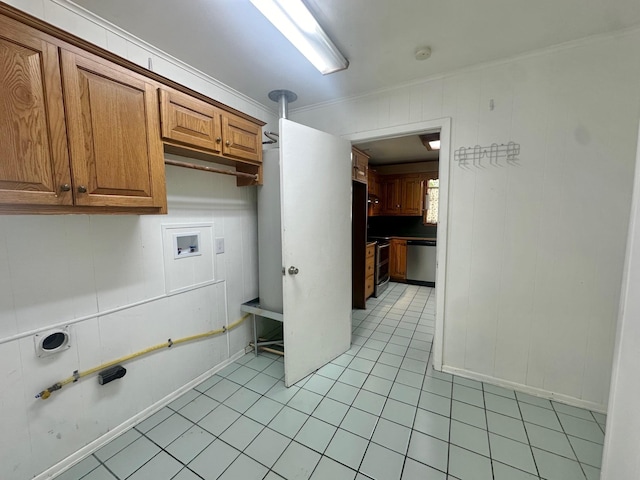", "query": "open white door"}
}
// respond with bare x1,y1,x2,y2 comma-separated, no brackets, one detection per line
280,119,352,386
